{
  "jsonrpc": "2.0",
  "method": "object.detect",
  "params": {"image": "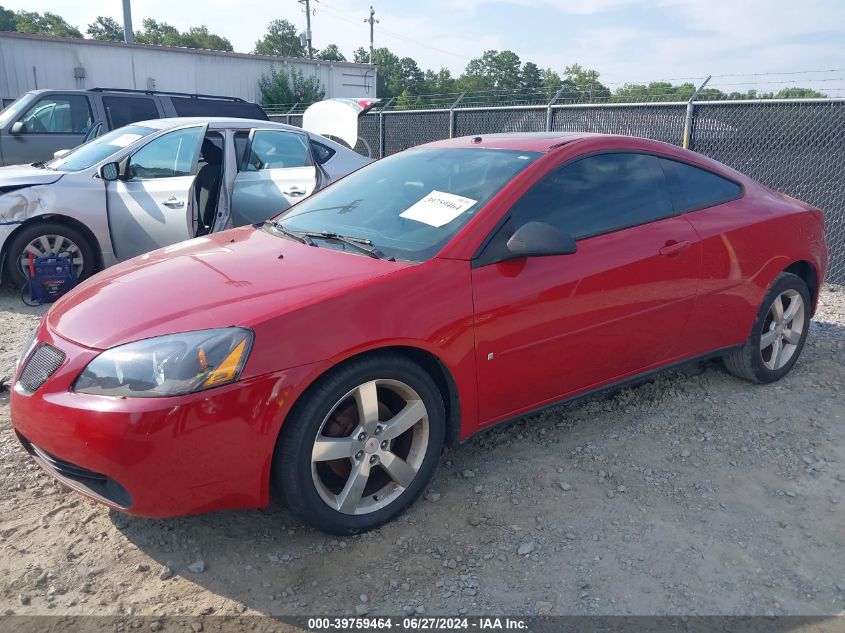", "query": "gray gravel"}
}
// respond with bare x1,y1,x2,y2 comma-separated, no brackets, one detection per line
0,284,843,616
